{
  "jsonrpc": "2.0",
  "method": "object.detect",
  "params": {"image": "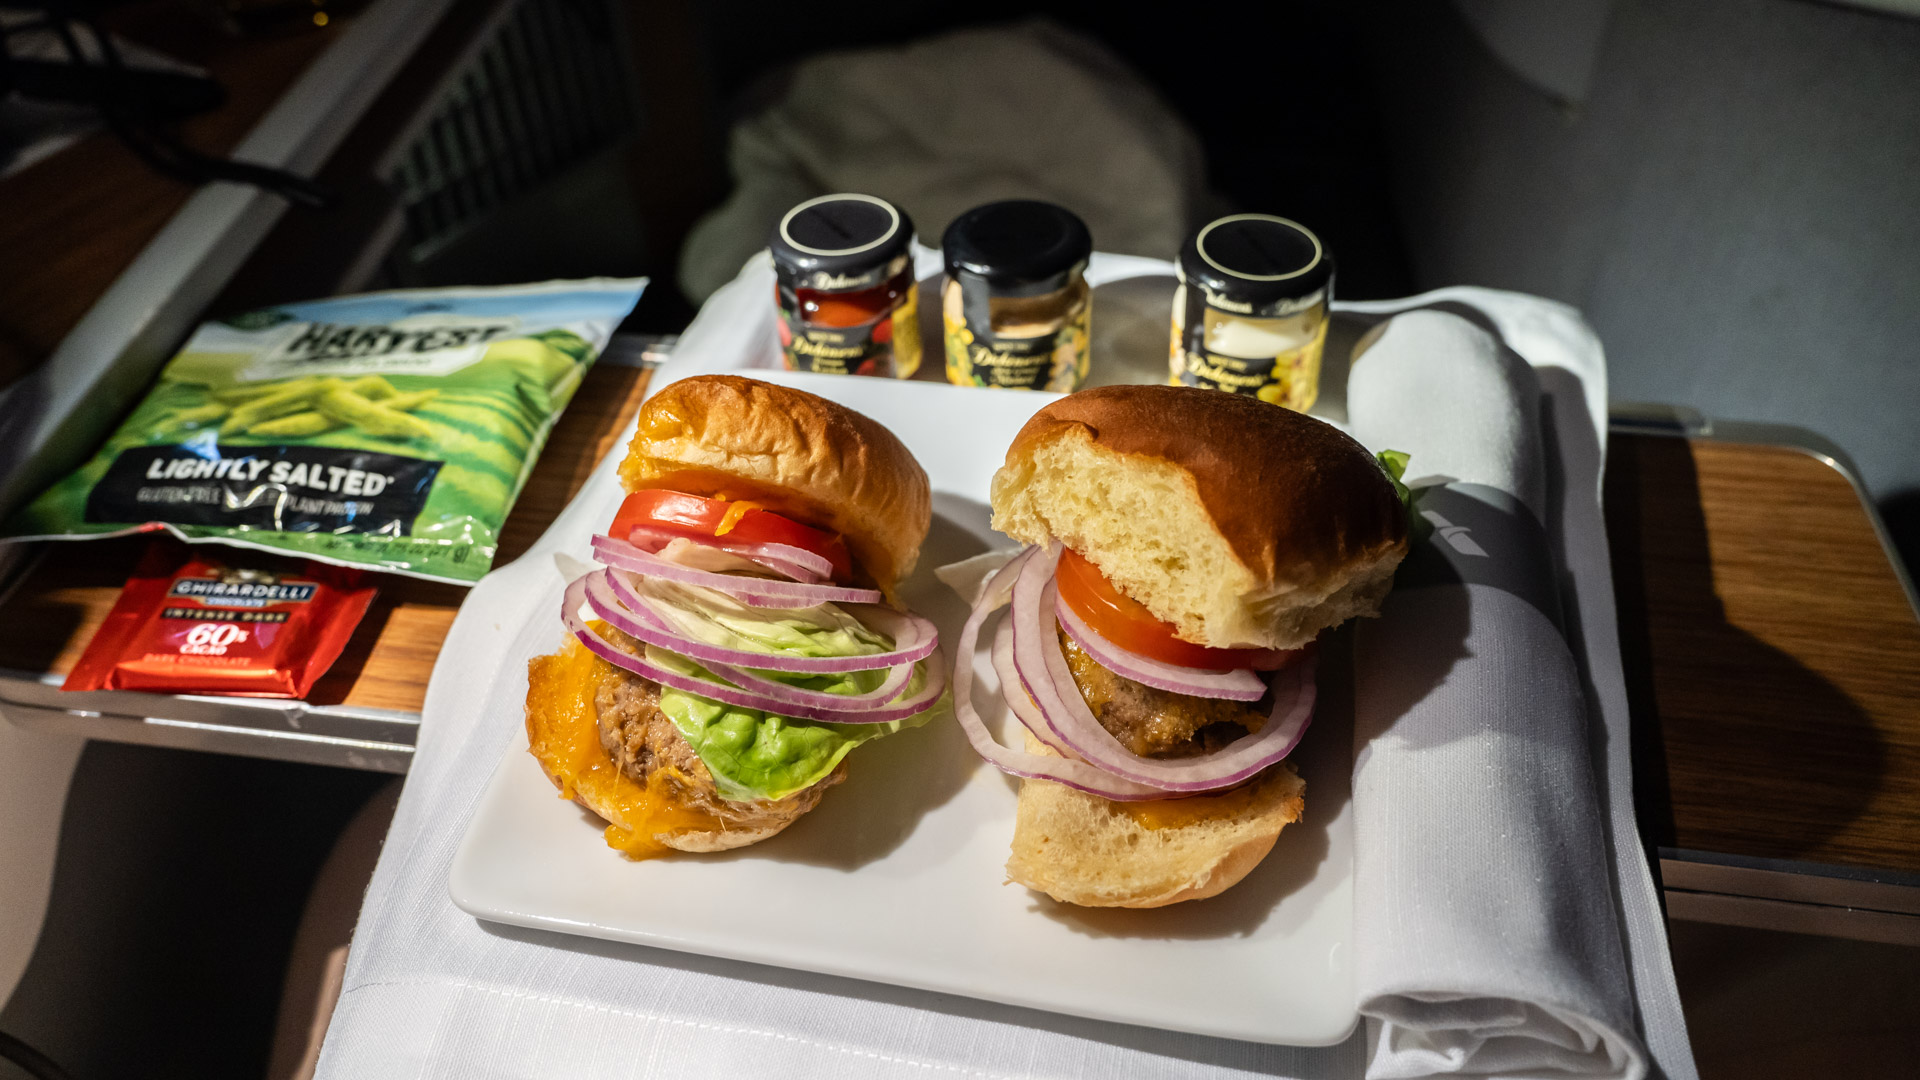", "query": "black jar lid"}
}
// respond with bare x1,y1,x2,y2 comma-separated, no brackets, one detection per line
771,193,914,292
1177,215,1332,317
941,200,1092,298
